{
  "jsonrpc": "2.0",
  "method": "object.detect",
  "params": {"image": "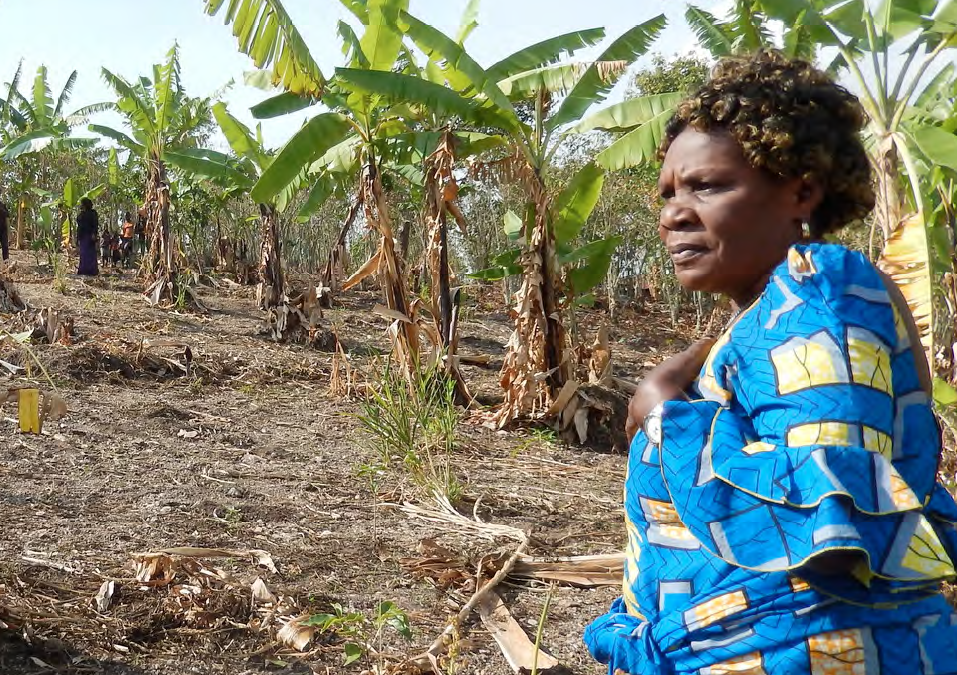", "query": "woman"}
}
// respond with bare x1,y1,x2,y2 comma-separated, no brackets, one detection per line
76,197,99,276
585,51,957,674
